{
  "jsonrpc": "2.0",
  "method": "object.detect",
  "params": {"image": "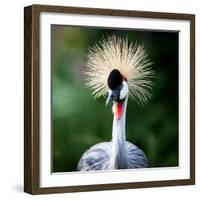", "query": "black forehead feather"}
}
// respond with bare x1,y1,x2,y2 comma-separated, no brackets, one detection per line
107,69,123,90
